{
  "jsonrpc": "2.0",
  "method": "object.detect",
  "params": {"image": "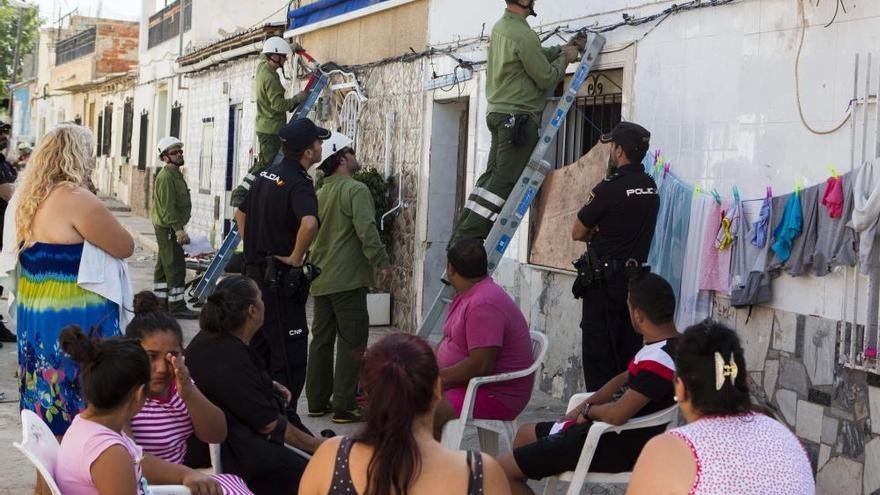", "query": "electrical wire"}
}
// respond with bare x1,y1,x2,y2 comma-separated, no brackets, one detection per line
795,0,851,135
